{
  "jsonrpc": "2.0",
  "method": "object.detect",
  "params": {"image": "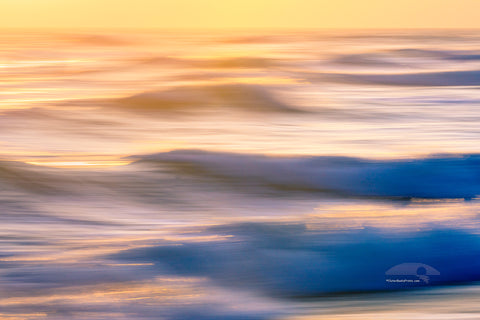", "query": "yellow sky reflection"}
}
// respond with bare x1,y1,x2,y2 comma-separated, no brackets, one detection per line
1,0,480,29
